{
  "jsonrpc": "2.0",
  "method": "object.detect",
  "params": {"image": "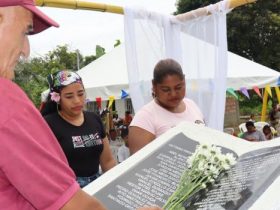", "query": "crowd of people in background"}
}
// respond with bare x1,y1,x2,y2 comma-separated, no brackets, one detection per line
239,103,280,142
240,121,266,142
